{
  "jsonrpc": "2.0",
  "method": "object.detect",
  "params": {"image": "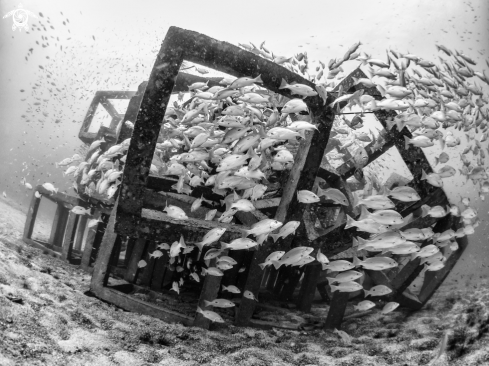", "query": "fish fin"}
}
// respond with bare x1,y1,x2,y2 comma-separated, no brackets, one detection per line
421,169,427,180
271,260,281,270
326,277,336,284
345,214,356,229
353,256,361,267
385,118,396,131
357,237,368,251
421,204,430,218
352,191,359,207
403,135,410,150
279,78,288,89
240,229,249,238
220,241,229,250
359,205,369,221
